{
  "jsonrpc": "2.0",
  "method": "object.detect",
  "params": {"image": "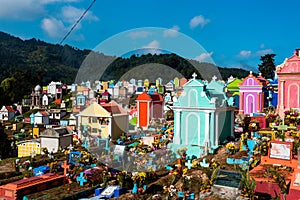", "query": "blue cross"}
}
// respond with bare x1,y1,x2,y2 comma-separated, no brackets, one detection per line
76,172,87,186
